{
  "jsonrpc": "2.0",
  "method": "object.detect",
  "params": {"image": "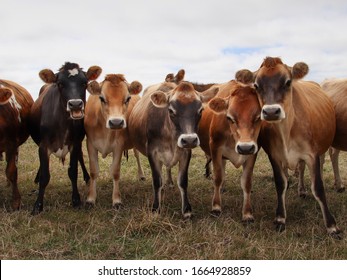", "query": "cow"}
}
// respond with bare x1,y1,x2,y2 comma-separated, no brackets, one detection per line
197,80,262,222
321,78,347,193
236,57,341,237
0,80,34,210
84,74,143,207
29,62,102,215
128,81,218,218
